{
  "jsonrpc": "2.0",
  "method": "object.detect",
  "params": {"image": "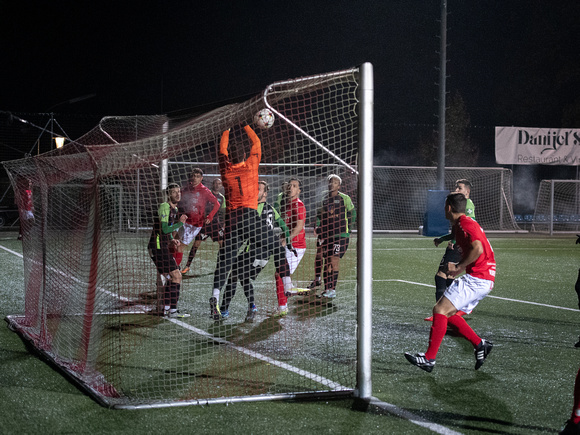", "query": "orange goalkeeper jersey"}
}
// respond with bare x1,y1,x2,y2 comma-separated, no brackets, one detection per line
219,125,262,210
